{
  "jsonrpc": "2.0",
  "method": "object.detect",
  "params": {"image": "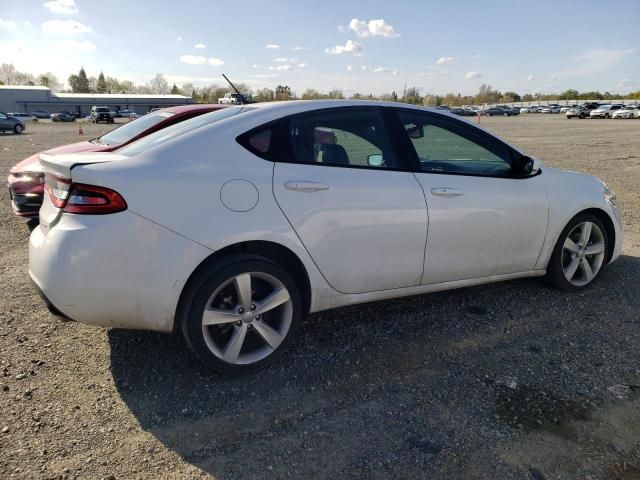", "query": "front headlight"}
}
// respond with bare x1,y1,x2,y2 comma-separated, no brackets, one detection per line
604,184,617,207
